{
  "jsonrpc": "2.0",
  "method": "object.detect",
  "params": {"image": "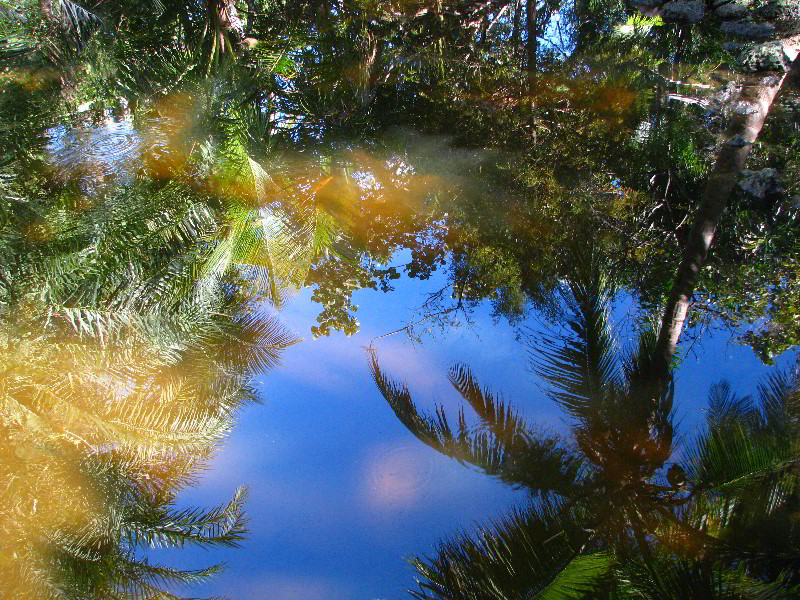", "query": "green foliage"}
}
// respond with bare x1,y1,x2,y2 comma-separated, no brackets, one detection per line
410,506,610,600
